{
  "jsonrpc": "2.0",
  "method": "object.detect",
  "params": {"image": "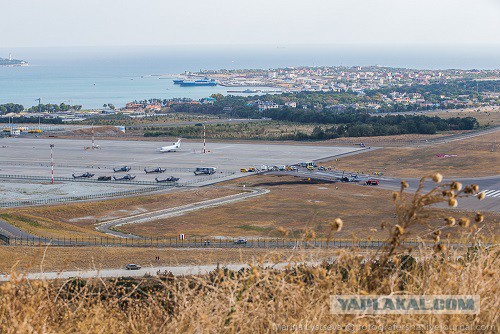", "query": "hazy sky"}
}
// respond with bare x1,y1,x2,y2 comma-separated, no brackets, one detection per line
1,0,499,48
